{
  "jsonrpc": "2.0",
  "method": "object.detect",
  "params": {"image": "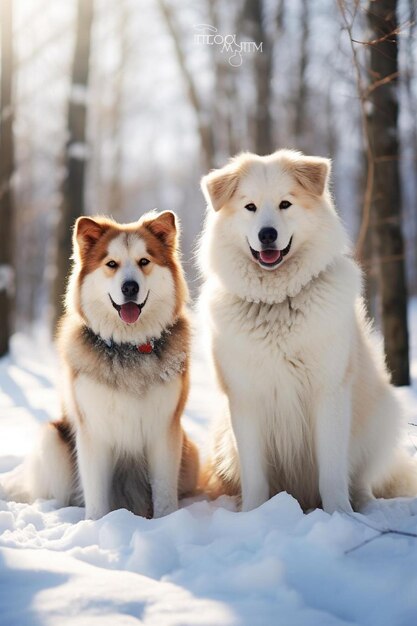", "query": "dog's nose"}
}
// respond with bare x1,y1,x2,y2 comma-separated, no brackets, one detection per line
121,280,139,299
258,227,278,246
